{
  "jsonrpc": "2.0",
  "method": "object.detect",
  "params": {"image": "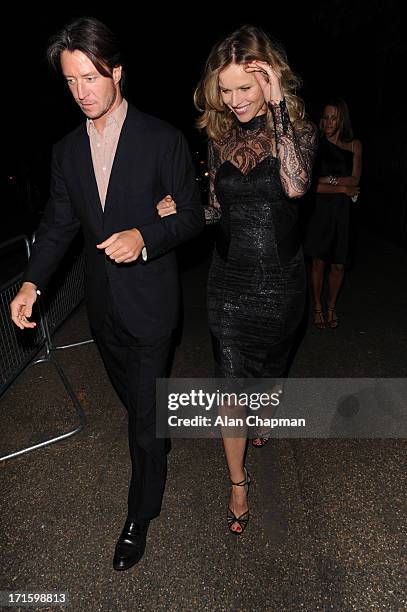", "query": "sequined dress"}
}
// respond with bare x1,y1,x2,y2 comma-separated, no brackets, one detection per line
206,103,318,377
